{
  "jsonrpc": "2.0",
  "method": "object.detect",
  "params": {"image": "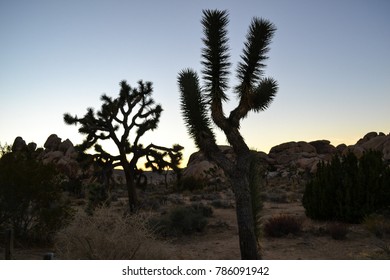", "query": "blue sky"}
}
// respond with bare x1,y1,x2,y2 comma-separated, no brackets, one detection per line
1,0,389,166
